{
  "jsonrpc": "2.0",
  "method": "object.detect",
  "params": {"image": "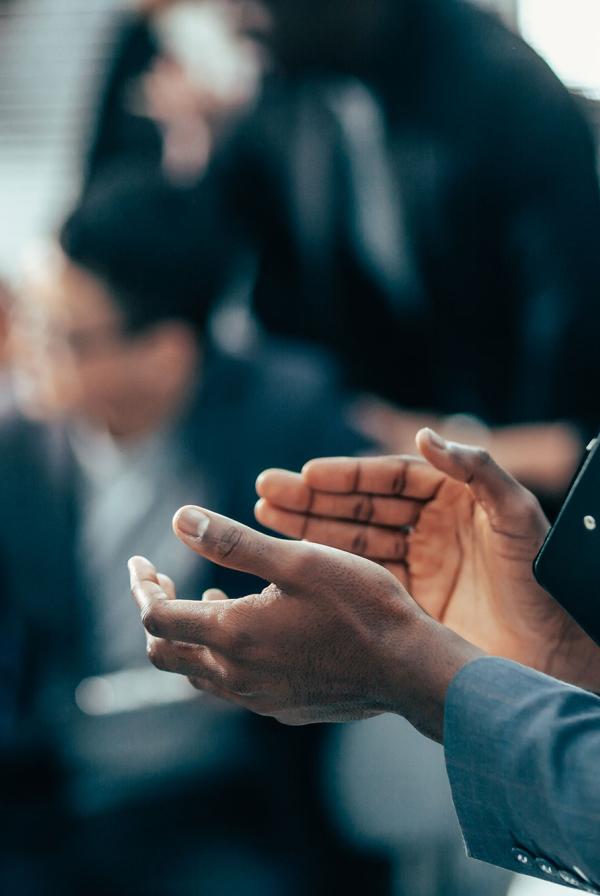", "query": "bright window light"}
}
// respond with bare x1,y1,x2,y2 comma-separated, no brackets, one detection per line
519,0,600,98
